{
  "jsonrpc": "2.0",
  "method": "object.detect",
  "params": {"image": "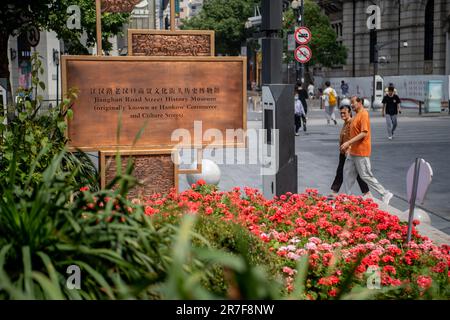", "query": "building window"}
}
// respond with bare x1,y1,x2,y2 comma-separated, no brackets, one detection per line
424,0,434,61
370,29,377,63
